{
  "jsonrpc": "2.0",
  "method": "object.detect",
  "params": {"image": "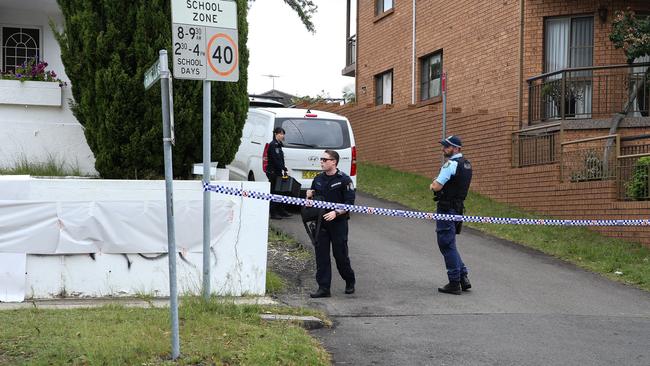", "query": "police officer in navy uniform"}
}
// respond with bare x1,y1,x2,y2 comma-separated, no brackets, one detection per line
306,149,356,298
266,127,291,219
429,135,472,295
